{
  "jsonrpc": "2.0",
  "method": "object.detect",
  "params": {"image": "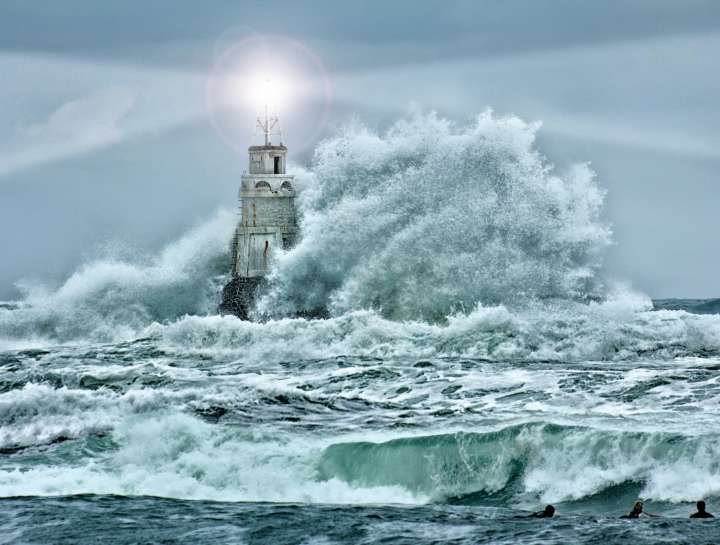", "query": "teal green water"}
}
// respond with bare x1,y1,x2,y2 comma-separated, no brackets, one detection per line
1,299,720,543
